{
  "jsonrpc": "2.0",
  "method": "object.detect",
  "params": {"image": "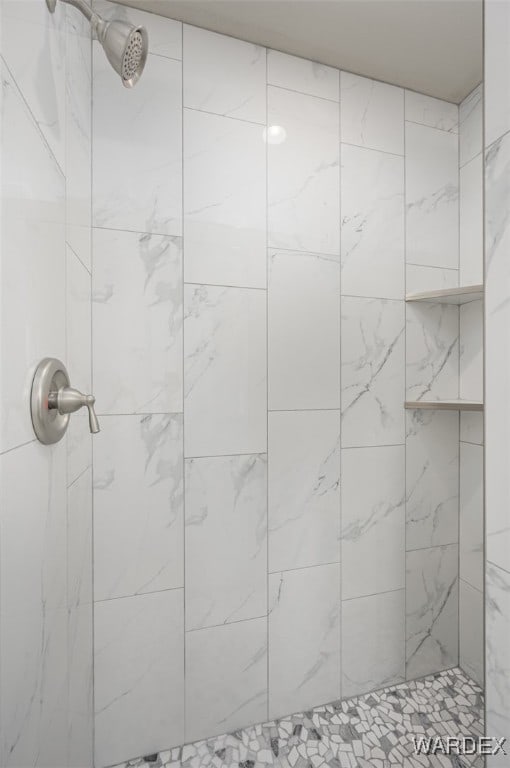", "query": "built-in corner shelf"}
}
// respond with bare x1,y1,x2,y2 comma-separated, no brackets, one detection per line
405,399,484,412
405,284,484,305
